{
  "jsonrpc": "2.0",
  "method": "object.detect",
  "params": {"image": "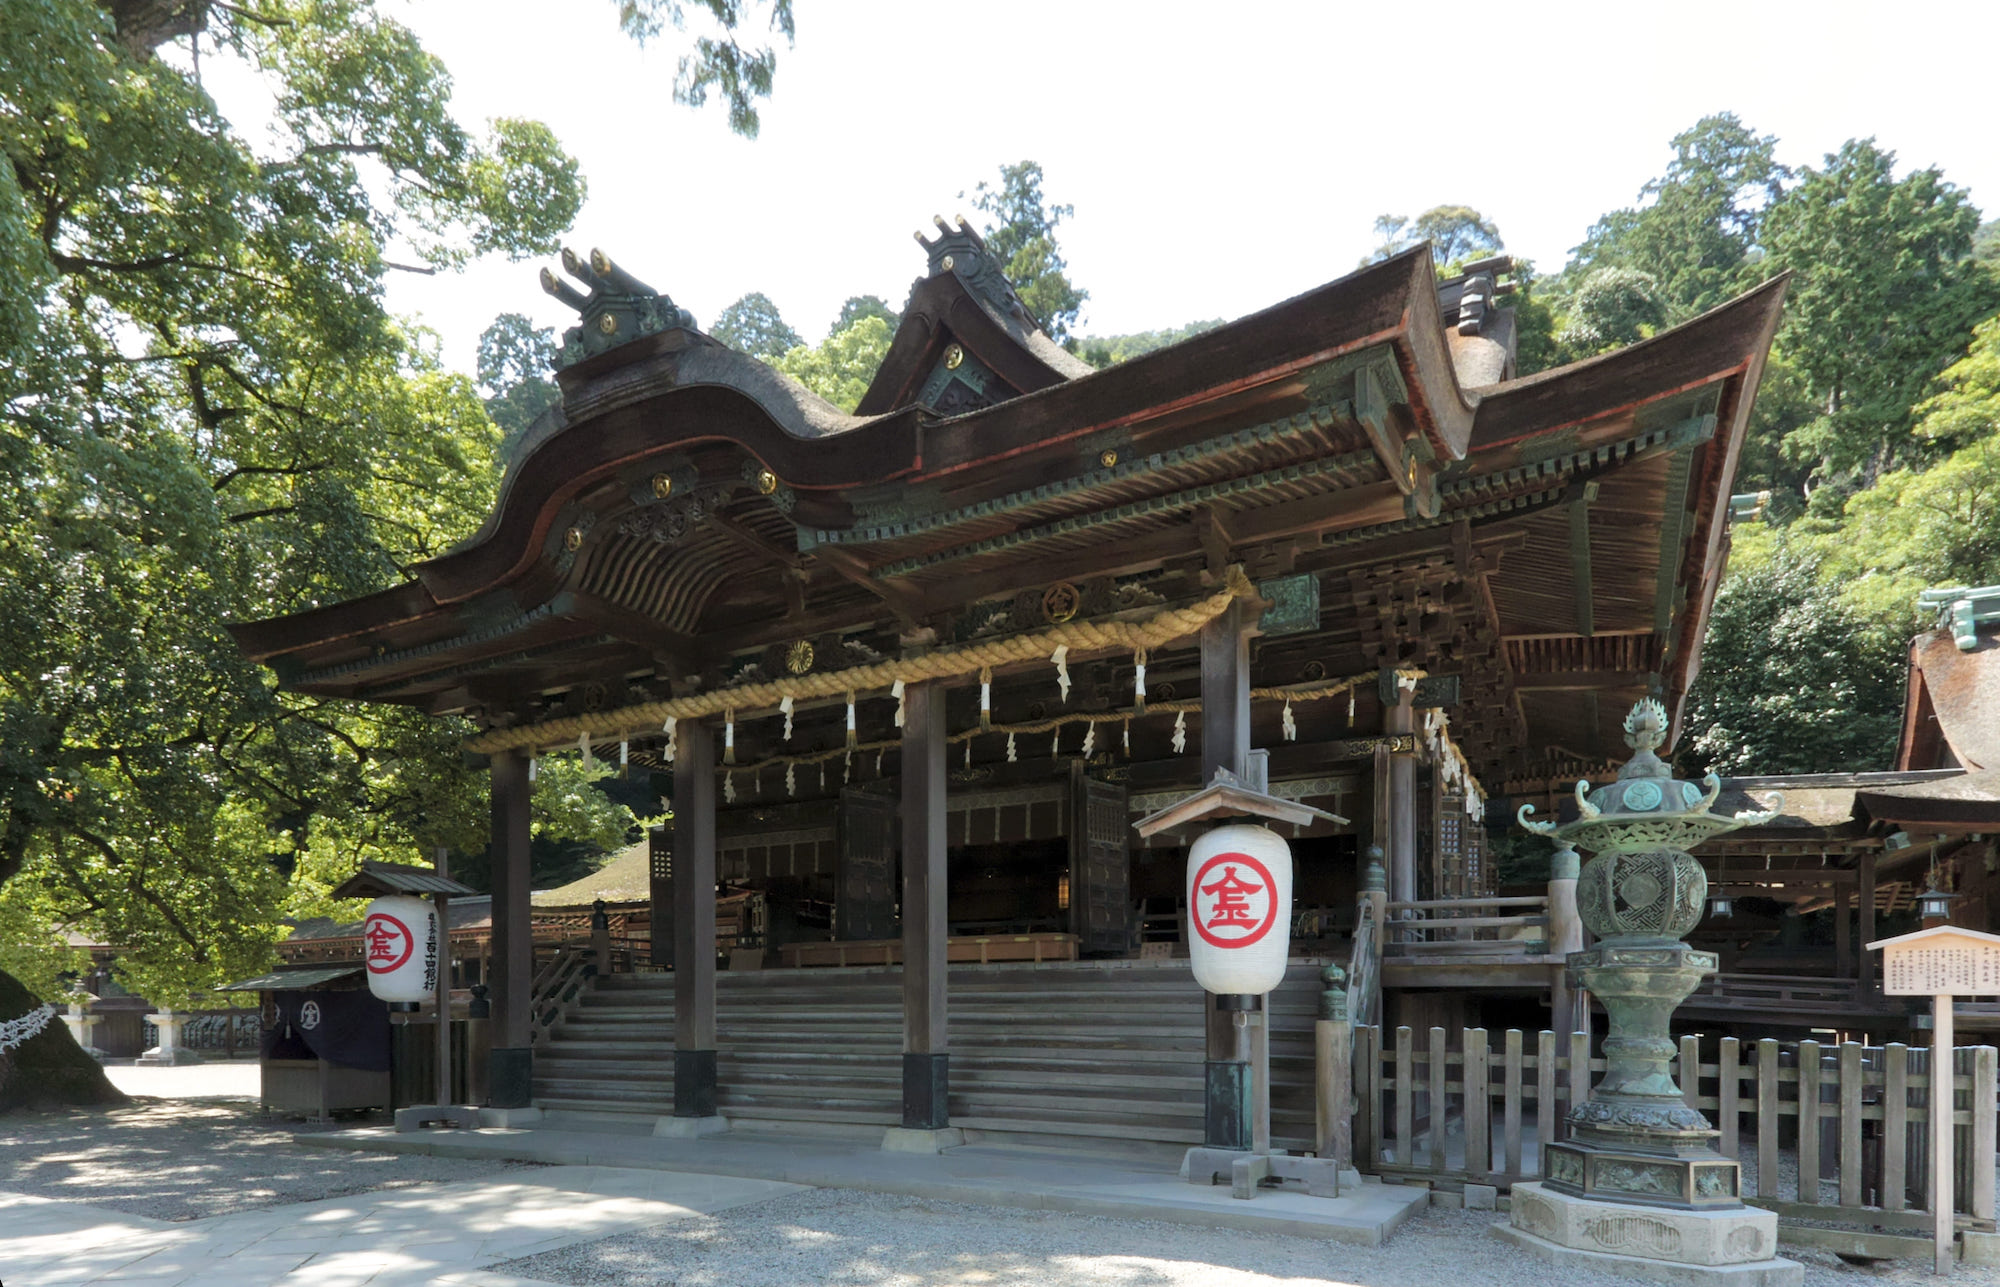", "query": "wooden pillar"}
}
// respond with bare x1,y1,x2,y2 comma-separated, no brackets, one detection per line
1835,883,1853,980
1859,851,1878,994
673,718,719,1118
1385,688,1418,906
1200,598,1253,1149
901,680,950,1129
1547,844,1584,1033
487,750,534,1107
